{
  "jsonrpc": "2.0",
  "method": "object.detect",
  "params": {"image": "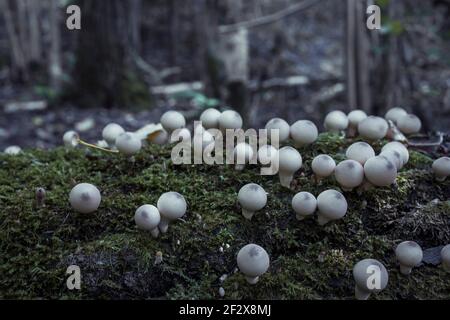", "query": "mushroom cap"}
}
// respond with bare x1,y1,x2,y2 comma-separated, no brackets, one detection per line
358,116,389,140
115,132,142,156
353,259,389,293
317,189,348,221
345,142,375,165
348,110,368,127
381,142,409,165
160,111,186,133
278,147,302,172
380,149,403,170
311,154,336,177
432,157,450,178
334,160,364,189
324,110,349,132
292,192,317,217
385,107,408,124
150,129,169,145
441,244,450,264
157,192,187,221
135,205,161,231
4,146,22,155
364,156,397,186
257,145,278,165
237,244,270,277
265,118,290,142
395,241,423,268
234,143,254,164
397,114,421,134
170,128,191,143
69,183,101,214
238,183,267,212
102,123,125,145
63,131,79,147
219,110,243,131
290,120,319,146
200,108,222,129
